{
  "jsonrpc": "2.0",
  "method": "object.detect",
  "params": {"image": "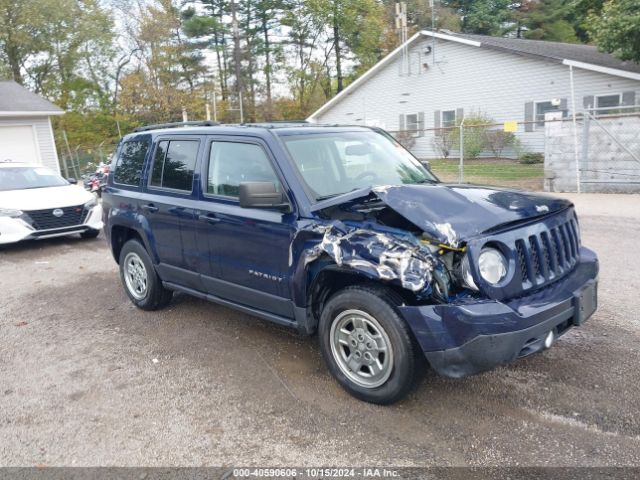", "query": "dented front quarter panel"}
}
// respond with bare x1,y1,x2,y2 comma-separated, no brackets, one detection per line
305,221,438,292
293,182,575,313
